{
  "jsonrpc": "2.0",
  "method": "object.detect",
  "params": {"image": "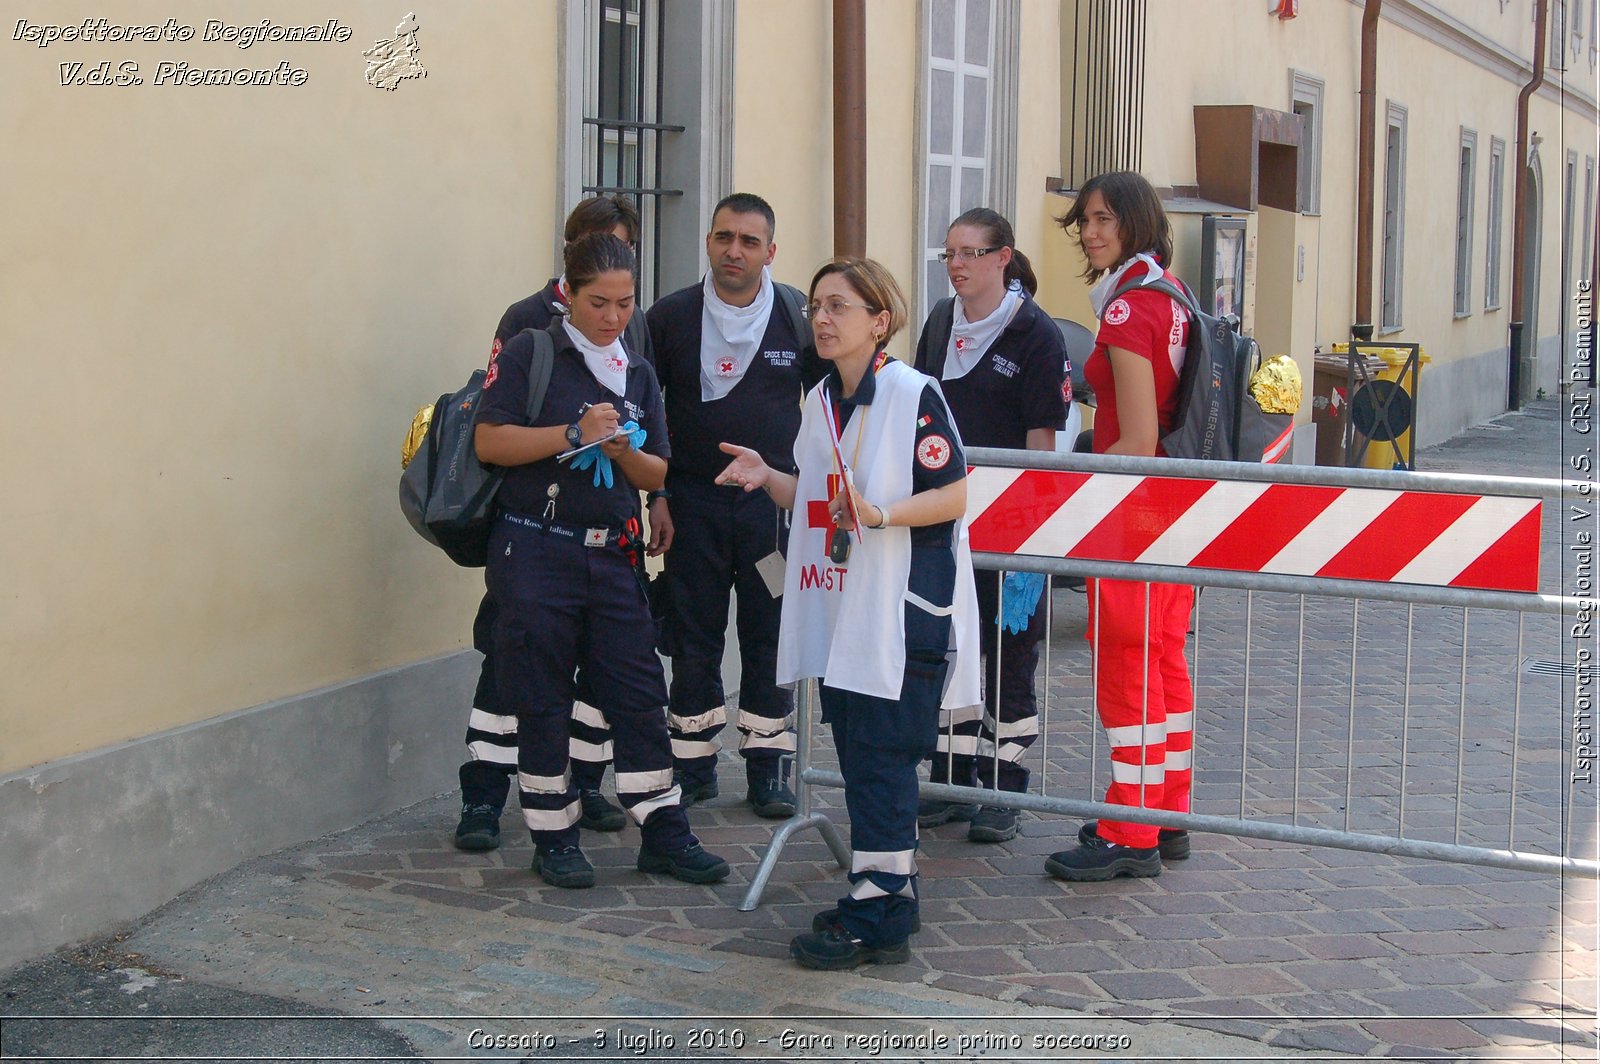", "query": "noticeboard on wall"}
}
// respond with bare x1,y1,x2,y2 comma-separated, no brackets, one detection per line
1200,215,1248,322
